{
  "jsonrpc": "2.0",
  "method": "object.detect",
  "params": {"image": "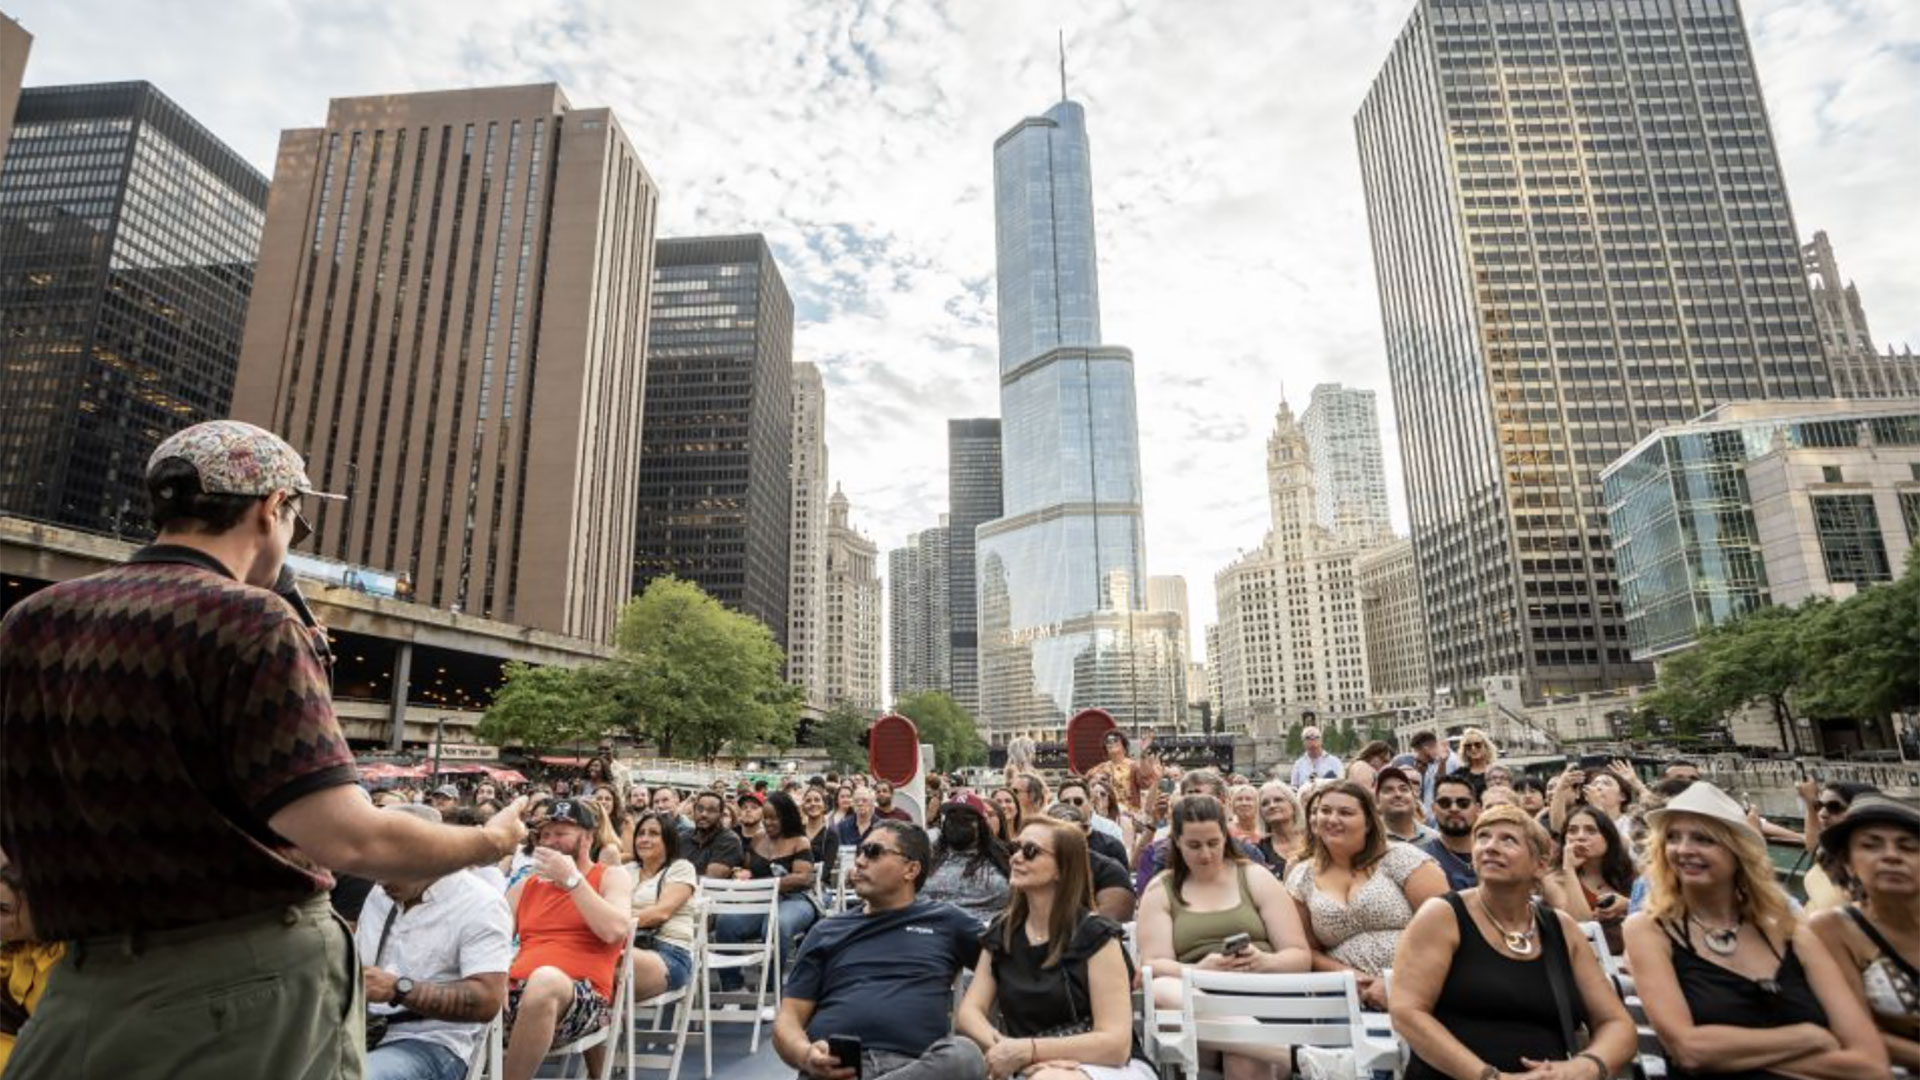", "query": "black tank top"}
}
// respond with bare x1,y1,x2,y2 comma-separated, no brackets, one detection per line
1662,920,1827,1080
1405,893,1578,1080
